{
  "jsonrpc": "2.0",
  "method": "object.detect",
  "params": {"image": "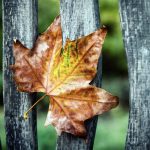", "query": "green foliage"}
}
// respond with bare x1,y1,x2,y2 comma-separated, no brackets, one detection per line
37,114,57,150
99,0,127,74
94,108,128,150
0,108,6,150
38,0,59,33
103,77,129,106
99,0,124,55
